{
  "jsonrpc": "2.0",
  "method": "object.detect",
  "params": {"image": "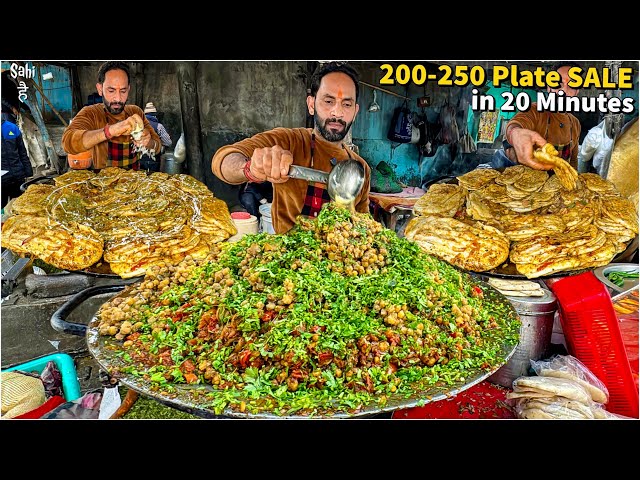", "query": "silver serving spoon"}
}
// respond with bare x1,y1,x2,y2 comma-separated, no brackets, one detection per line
288,159,365,208
327,159,365,209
